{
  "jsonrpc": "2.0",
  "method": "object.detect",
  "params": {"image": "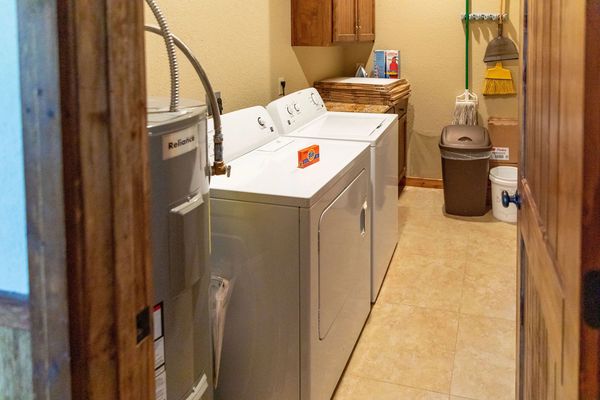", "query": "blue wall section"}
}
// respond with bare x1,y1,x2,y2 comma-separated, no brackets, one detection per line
0,0,29,296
